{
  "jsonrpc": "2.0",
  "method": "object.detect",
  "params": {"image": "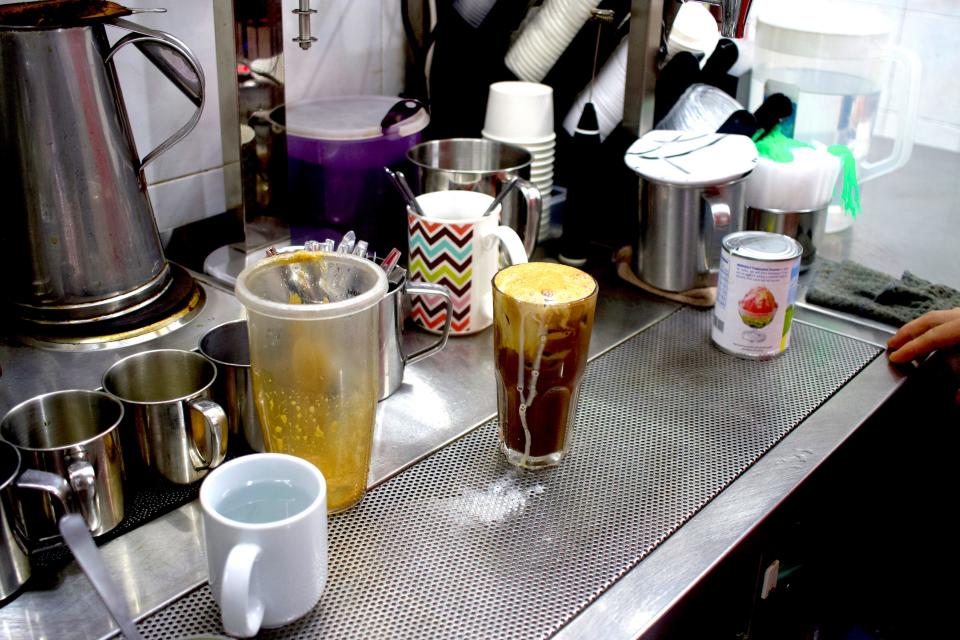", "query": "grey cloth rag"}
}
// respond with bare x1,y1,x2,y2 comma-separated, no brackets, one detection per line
806,259,960,327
